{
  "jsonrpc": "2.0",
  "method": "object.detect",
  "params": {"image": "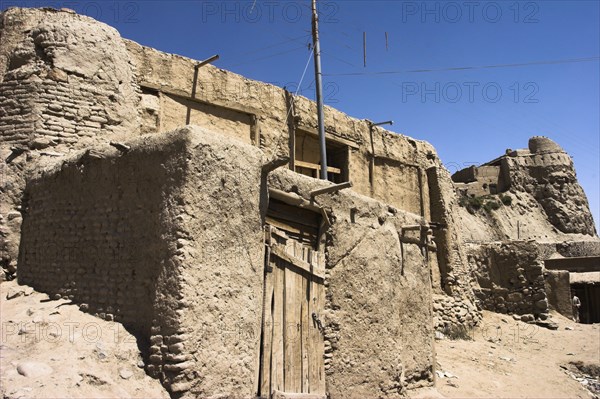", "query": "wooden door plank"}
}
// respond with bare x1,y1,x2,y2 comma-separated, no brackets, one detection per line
271,259,285,394
284,263,302,393
260,266,275,396
301,276,310,392
308,273,326,394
